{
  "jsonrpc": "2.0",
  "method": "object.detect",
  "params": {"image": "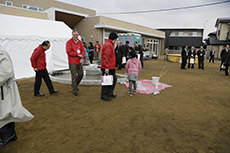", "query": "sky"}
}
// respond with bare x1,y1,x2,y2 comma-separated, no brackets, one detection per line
58,0,230,38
